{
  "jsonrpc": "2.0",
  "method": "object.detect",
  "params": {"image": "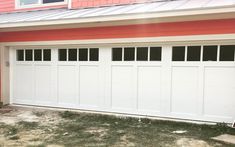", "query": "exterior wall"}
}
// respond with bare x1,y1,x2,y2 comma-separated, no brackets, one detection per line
0,1,14,13
0,0,68,13
1,19,235,42
71,0,143,9
0,46,10,105
0,0,152,13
